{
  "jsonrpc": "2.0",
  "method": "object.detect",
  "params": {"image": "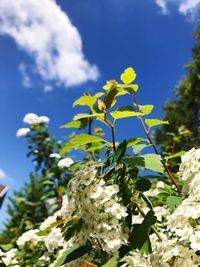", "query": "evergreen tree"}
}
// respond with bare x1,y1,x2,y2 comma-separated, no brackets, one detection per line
0,117,72,243
154,24,200,157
